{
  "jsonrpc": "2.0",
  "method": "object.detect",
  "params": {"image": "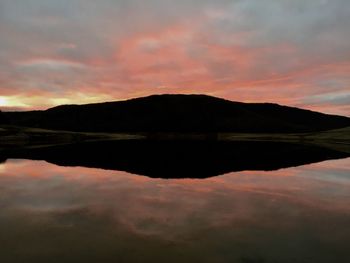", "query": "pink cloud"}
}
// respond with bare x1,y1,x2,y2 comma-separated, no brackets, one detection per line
0,1,349,116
